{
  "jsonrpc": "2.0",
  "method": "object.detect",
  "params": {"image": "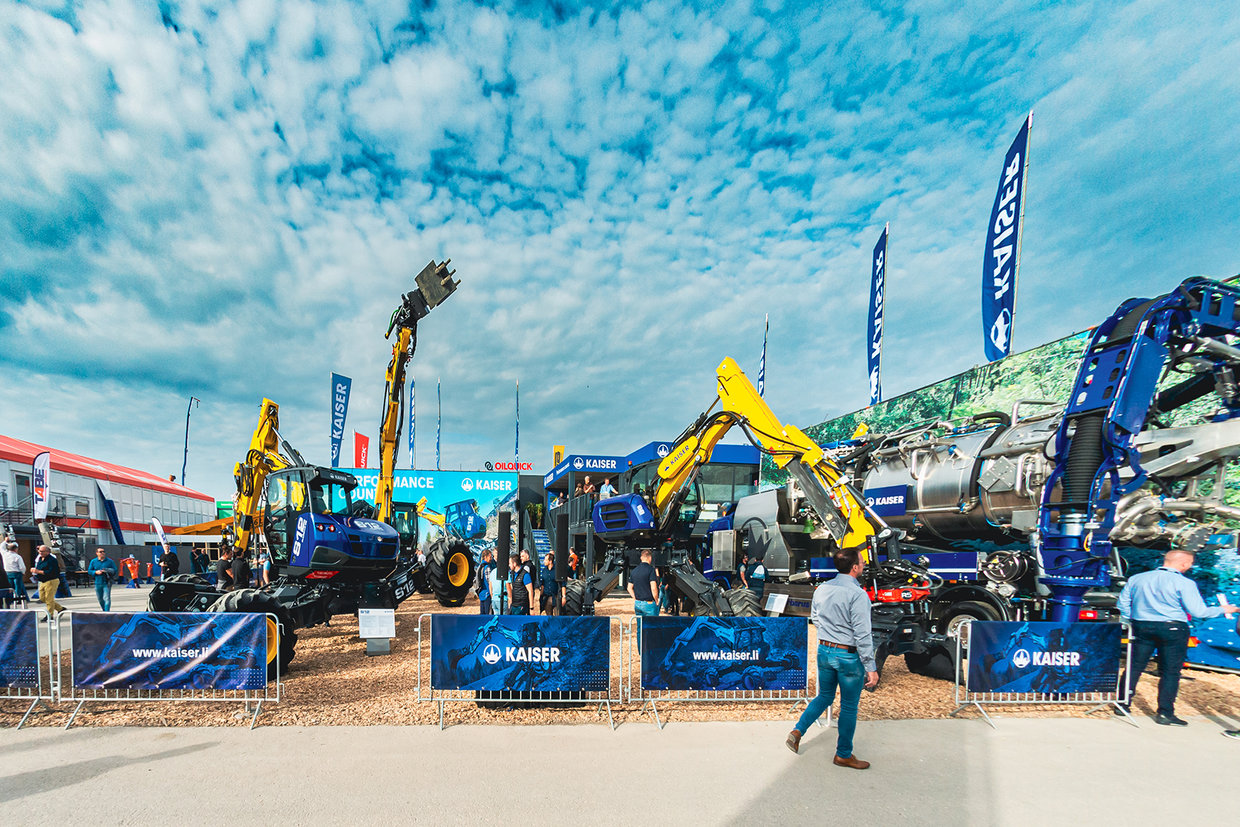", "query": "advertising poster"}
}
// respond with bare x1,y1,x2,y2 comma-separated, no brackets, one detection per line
0,610,40,689
640,616,808,692
967,621,1120,694
71,612,267,691
338,469,518,558
430,614,609,692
